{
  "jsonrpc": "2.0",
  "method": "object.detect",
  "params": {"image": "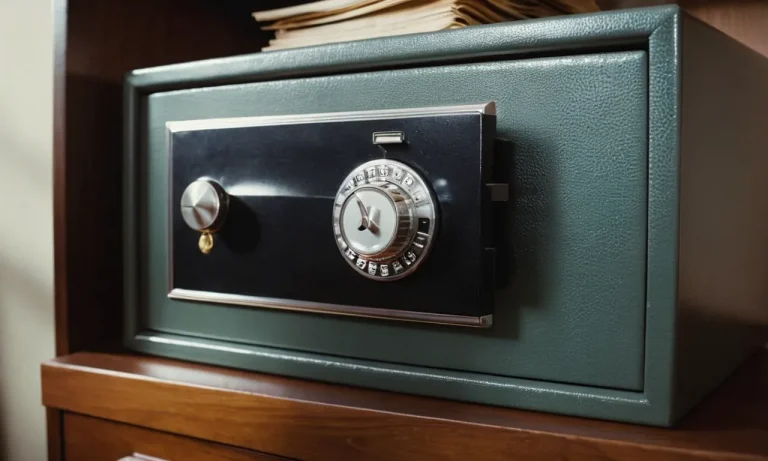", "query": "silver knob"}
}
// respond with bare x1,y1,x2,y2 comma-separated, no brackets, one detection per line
180,179,228,232
180,179,228,255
